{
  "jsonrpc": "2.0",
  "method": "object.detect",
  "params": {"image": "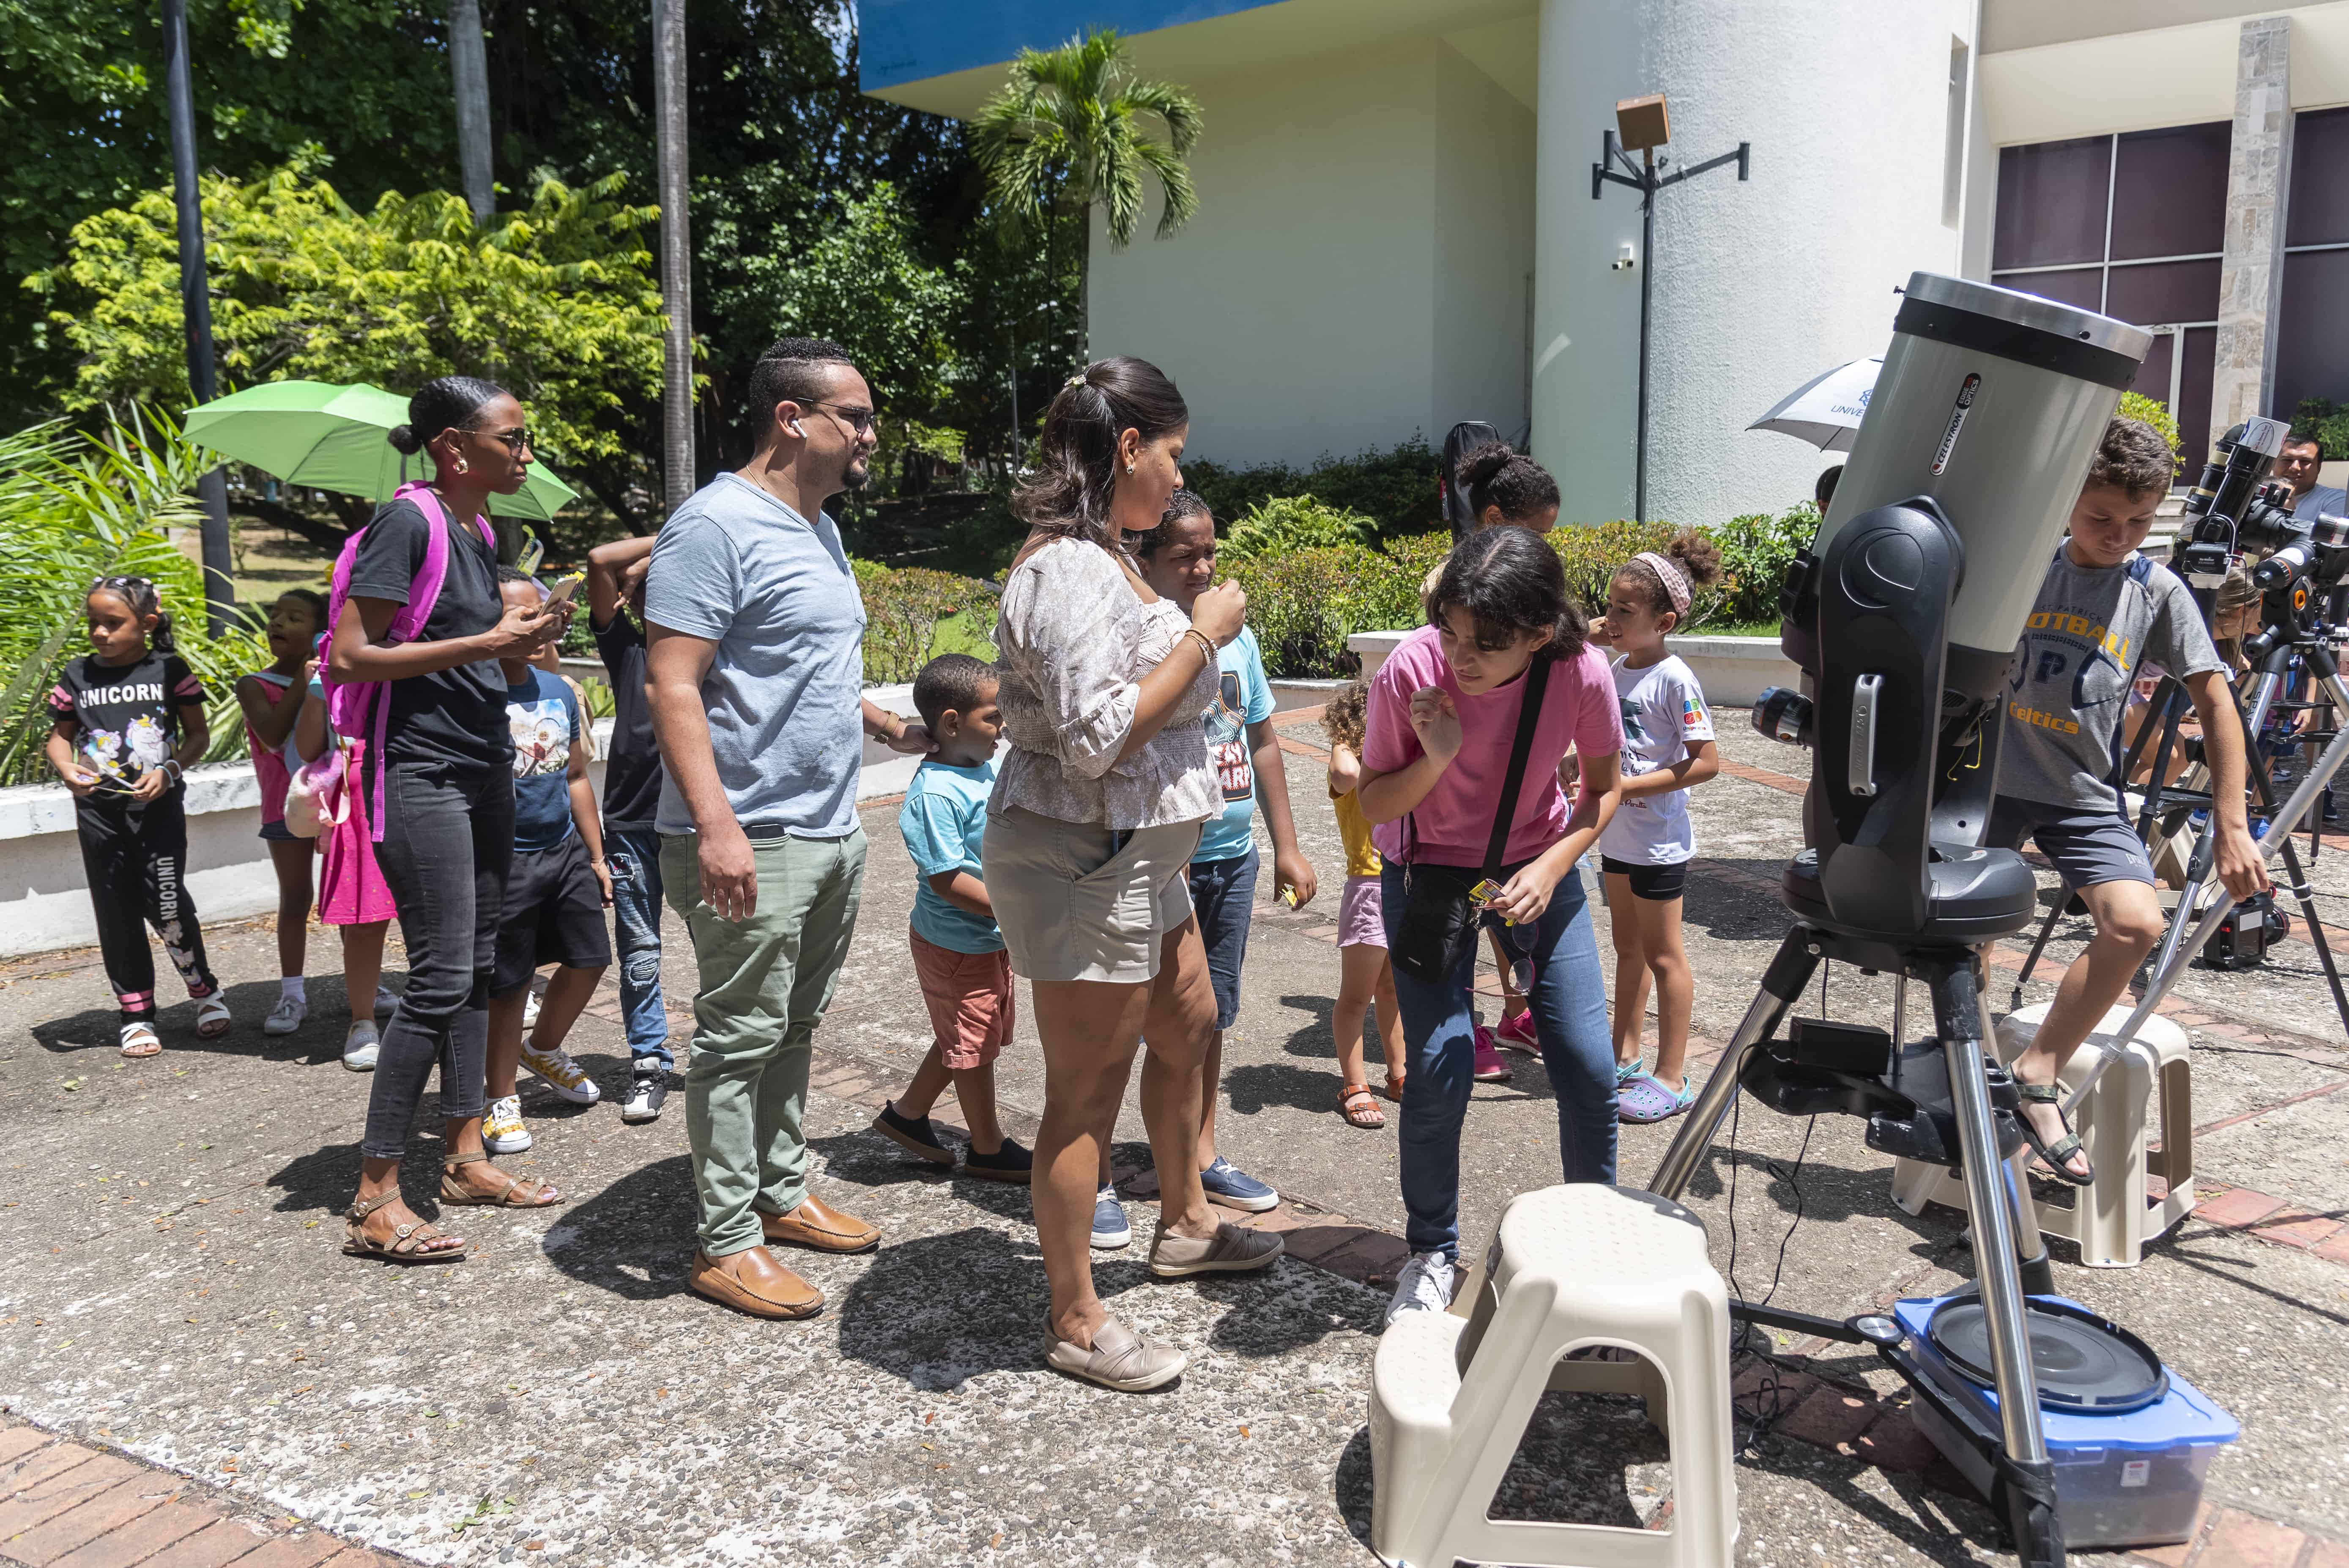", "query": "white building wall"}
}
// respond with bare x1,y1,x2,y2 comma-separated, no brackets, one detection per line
1084,43,1441,469
1434,41,1540,444
1531,0,1975,527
